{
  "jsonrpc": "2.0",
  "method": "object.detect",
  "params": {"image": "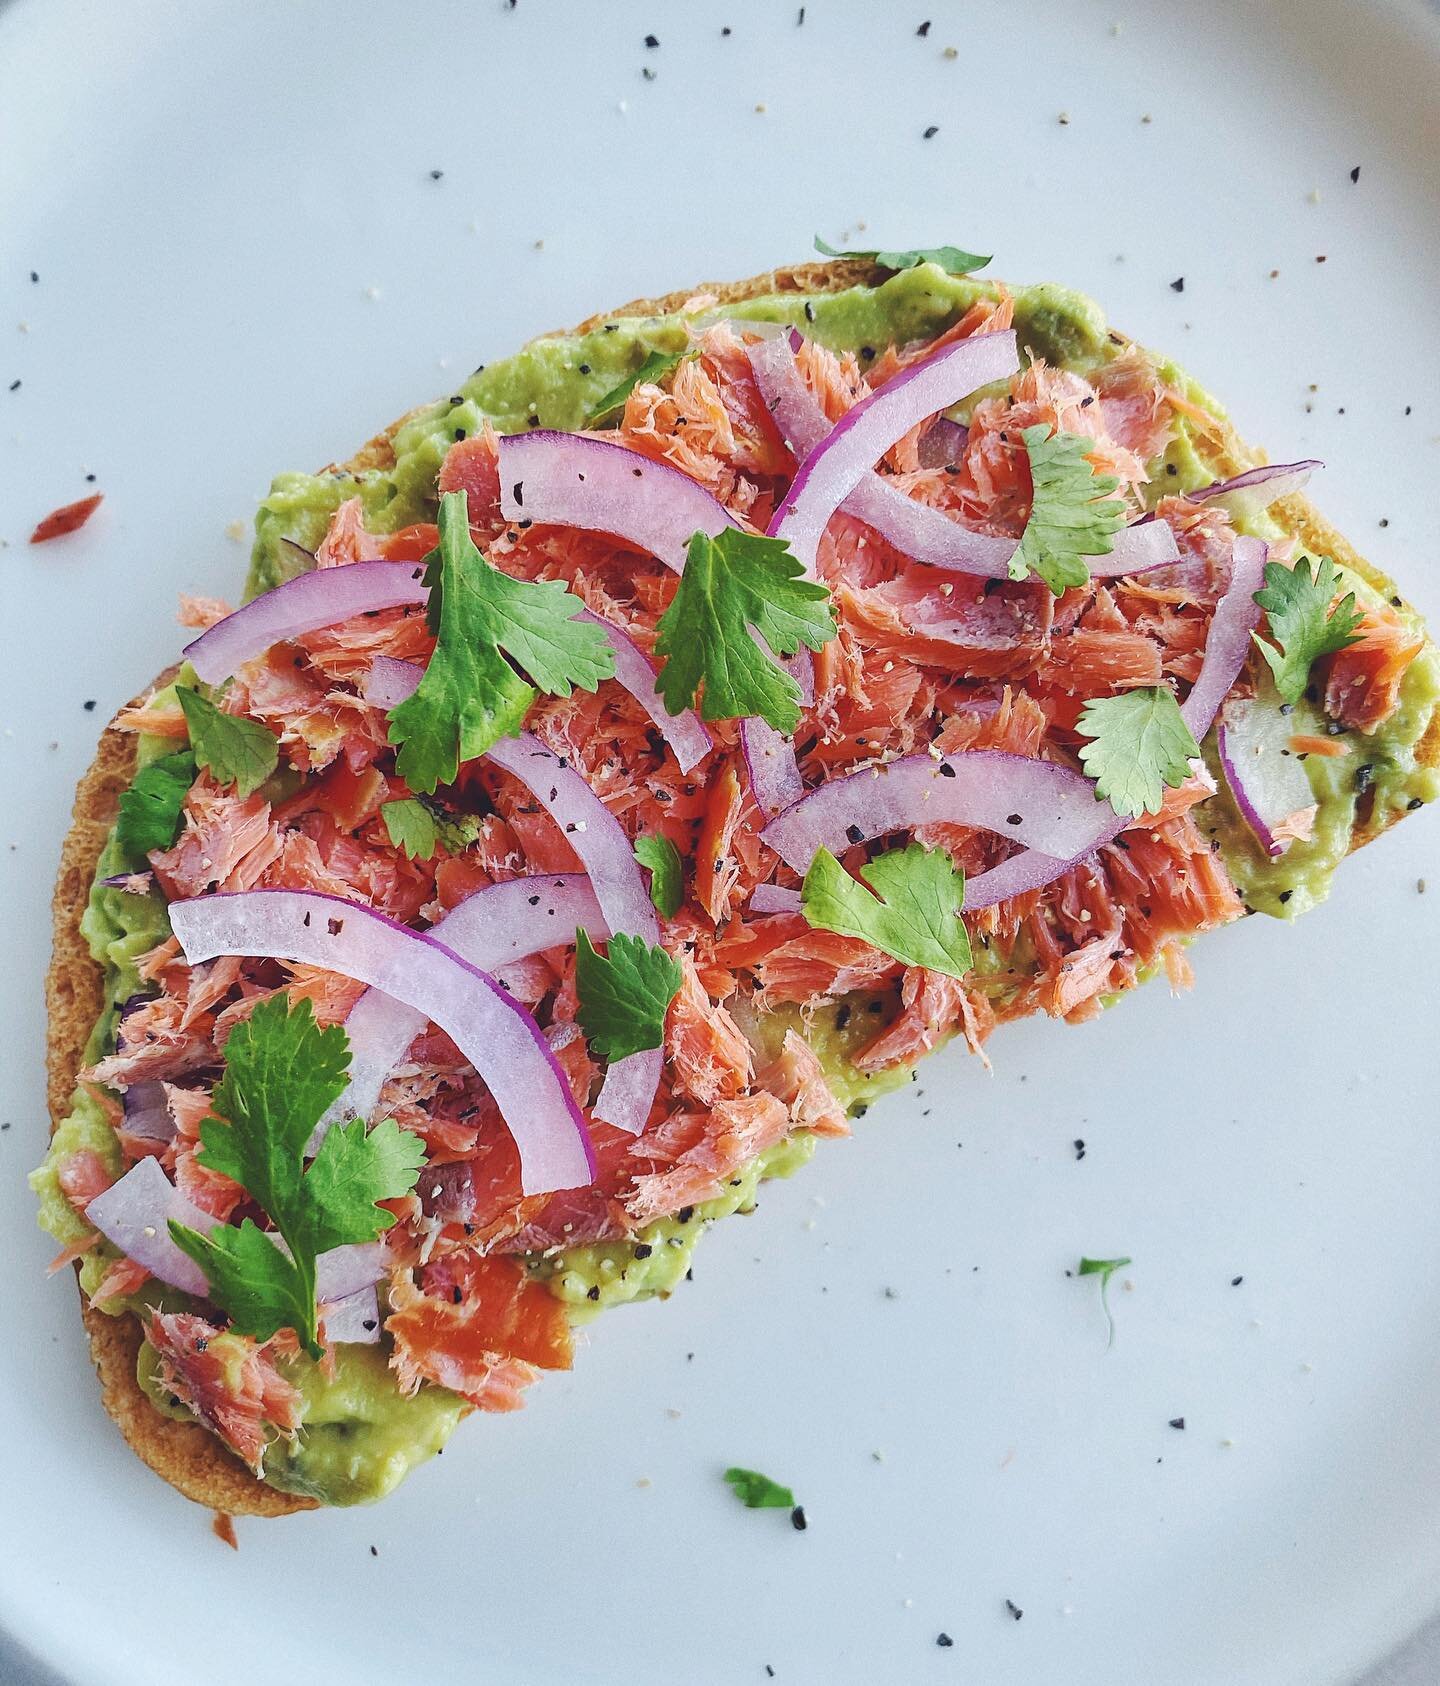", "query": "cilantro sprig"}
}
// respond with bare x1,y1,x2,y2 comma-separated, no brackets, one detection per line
177,687,279,798
170,995,426,1358
388,491,614,794
634,833,684,918
654,529,836,732
801,842,973,979
574,930,682,1063
116,749,197,859
723,1466,796,1509
587,349,686,426
1076,686,1201,820
813,237,991,277
1251,554,1364,704
381,796,482,861
1011,425,1125,595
